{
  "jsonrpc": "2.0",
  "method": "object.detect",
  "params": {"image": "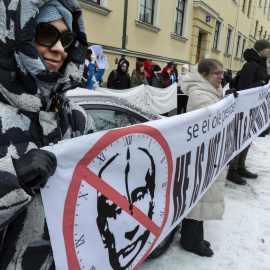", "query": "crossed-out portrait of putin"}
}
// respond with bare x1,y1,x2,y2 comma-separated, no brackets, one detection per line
96,146,156,270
